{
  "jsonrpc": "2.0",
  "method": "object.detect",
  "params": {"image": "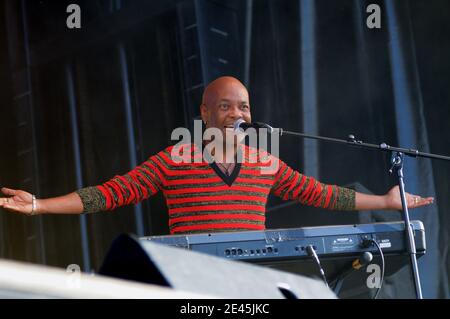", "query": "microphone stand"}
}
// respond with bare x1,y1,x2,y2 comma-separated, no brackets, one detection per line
270,127,450,299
